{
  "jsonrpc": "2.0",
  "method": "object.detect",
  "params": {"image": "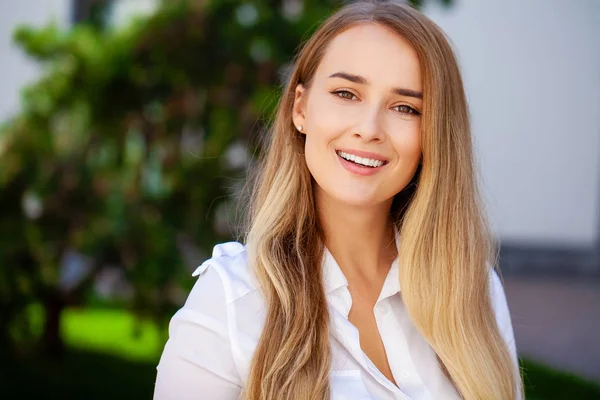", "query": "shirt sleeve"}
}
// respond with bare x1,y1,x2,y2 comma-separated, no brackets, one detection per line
153,261,243,400
489,269,523,399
